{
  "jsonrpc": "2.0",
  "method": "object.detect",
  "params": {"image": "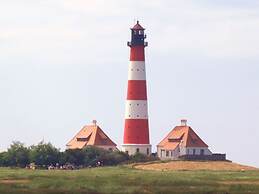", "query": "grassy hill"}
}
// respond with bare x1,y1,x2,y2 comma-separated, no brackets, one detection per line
0,162,259,194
